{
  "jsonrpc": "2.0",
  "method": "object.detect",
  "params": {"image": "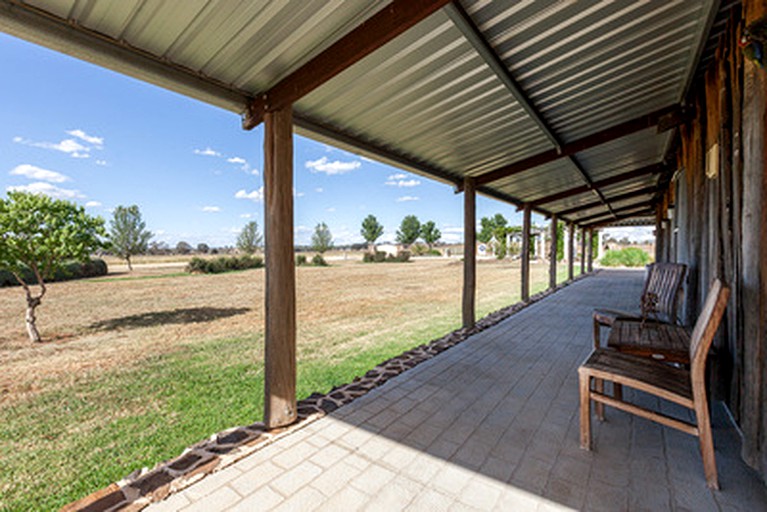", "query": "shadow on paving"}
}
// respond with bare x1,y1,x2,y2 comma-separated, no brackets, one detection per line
88,307,251,332
318,270,767,511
